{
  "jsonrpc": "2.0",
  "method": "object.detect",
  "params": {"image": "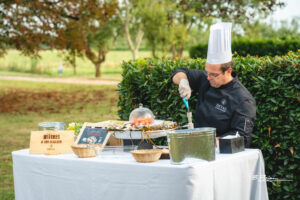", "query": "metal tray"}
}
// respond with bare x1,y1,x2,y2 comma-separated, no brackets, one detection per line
109,129,172,139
